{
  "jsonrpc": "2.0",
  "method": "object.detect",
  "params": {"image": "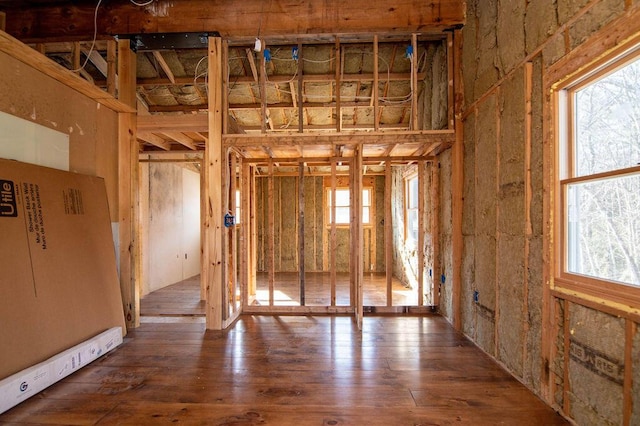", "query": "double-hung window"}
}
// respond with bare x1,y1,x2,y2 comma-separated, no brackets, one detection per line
556,43,640,306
